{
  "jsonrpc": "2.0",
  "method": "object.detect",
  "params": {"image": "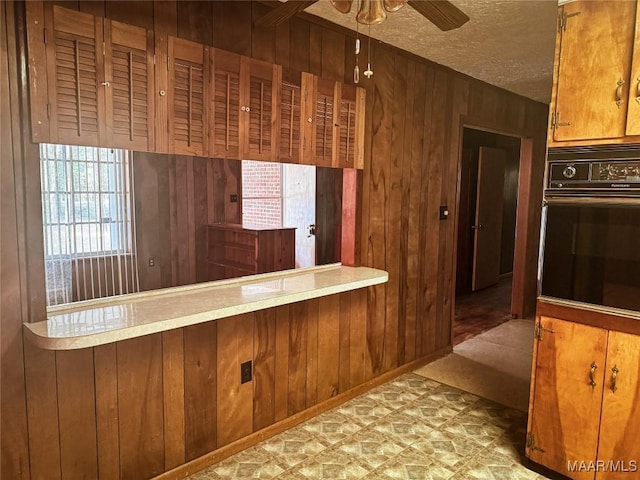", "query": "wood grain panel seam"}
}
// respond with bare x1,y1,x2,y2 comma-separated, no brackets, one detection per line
152,347,450,480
